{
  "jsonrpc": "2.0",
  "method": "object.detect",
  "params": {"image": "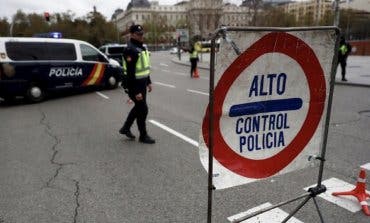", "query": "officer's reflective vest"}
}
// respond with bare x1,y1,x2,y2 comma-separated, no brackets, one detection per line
123,50,150,79
339,44,348,56
190,41,201,59
190,49,198,59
